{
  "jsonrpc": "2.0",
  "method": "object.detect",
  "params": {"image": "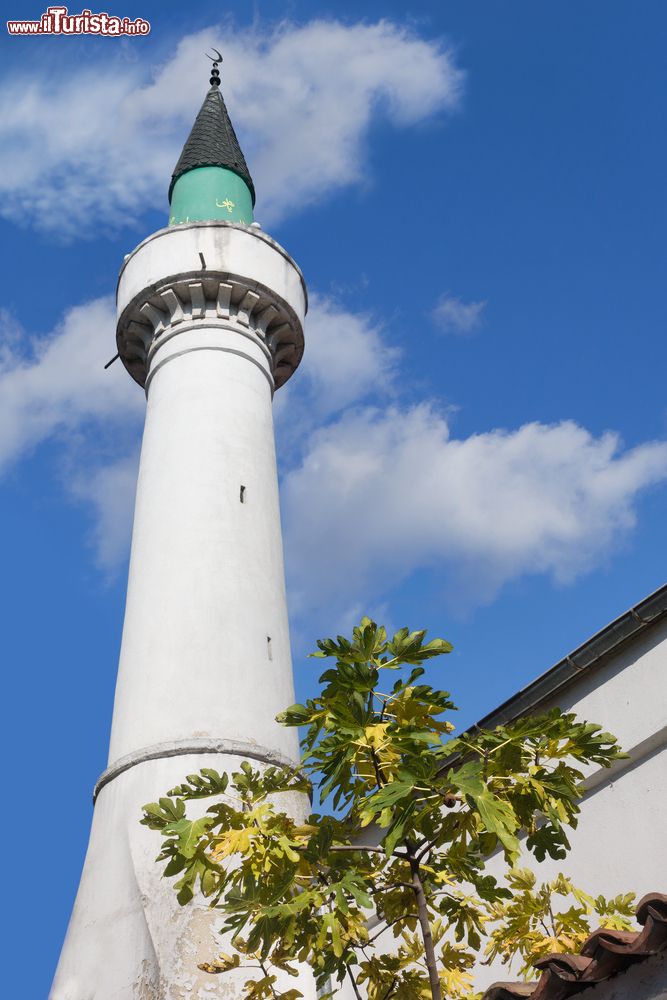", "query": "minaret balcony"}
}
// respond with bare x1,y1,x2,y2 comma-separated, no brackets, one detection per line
116,221,307,393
